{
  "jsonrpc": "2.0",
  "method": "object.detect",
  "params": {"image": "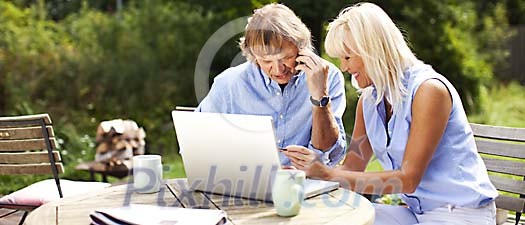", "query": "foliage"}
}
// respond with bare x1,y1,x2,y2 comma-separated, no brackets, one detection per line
0,0,214,190
364,0,512,113
375,194,403,205
0,0,522,195
468,82,525,127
